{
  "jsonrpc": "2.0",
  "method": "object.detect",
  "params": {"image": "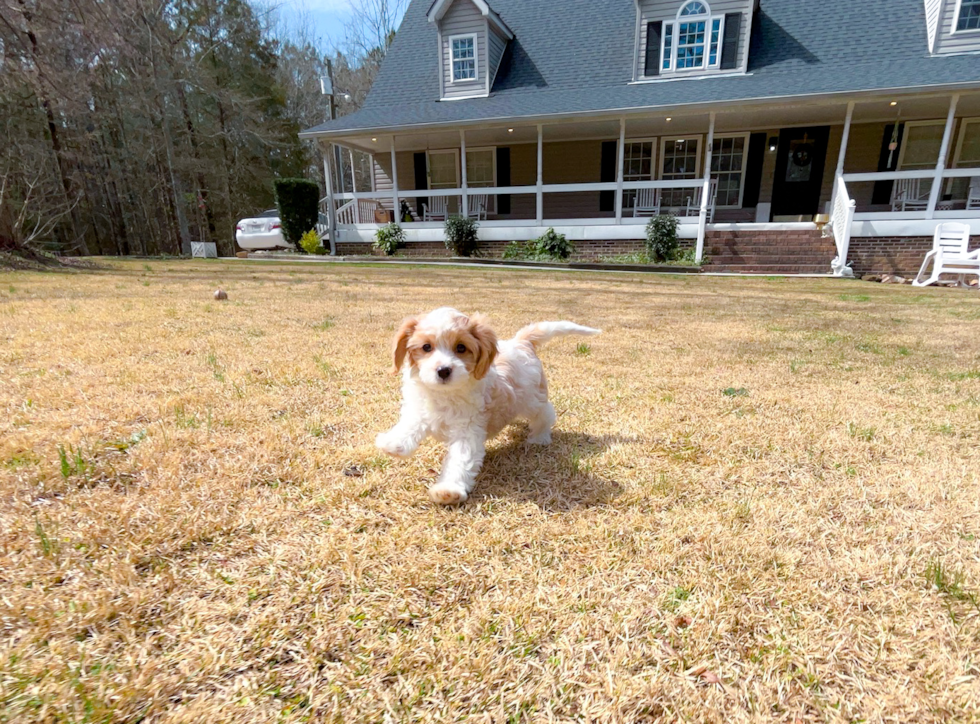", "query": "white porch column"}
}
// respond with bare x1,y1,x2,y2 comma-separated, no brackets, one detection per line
536,124,544,226
348,147,358,222
323,143,337,255
829,101,855,213
926,94,959,219
460,129,469,218
390,136,400,223
696,112,716,263
615,117,626,224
